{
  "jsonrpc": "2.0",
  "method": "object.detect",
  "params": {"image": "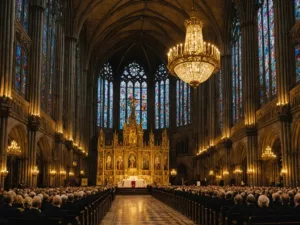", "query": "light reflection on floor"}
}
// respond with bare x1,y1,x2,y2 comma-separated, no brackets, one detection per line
101,195,195,225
